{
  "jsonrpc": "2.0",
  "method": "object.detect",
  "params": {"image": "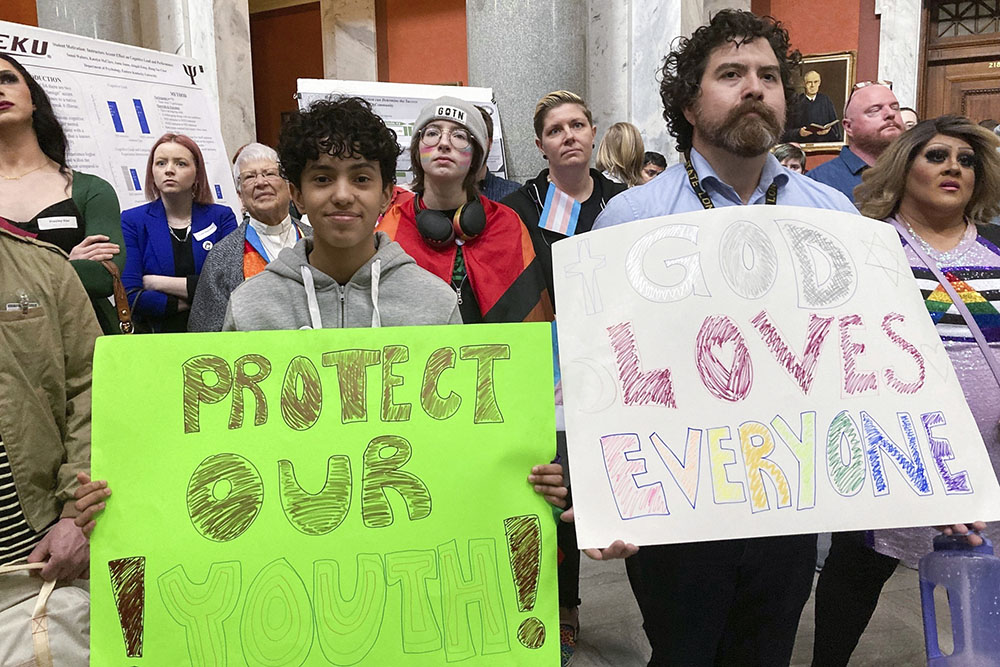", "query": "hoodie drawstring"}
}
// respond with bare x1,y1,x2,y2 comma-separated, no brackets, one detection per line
370,258,382,327
300,266,323,329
